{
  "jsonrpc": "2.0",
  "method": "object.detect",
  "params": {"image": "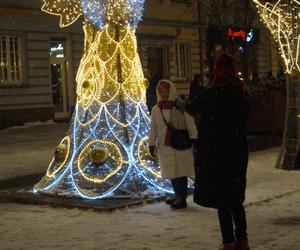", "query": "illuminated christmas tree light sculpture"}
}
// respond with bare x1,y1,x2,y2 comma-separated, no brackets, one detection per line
253,0,300,170
34,0,173,198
